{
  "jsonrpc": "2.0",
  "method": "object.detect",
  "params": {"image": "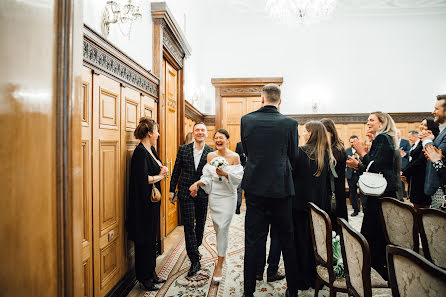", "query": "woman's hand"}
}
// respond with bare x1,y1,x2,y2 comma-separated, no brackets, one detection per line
419,130,434,142
352,138,366,158
189,182,198,198
160,166,169,177
216,167,228,178
346,155,360,169
424,145,442,162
